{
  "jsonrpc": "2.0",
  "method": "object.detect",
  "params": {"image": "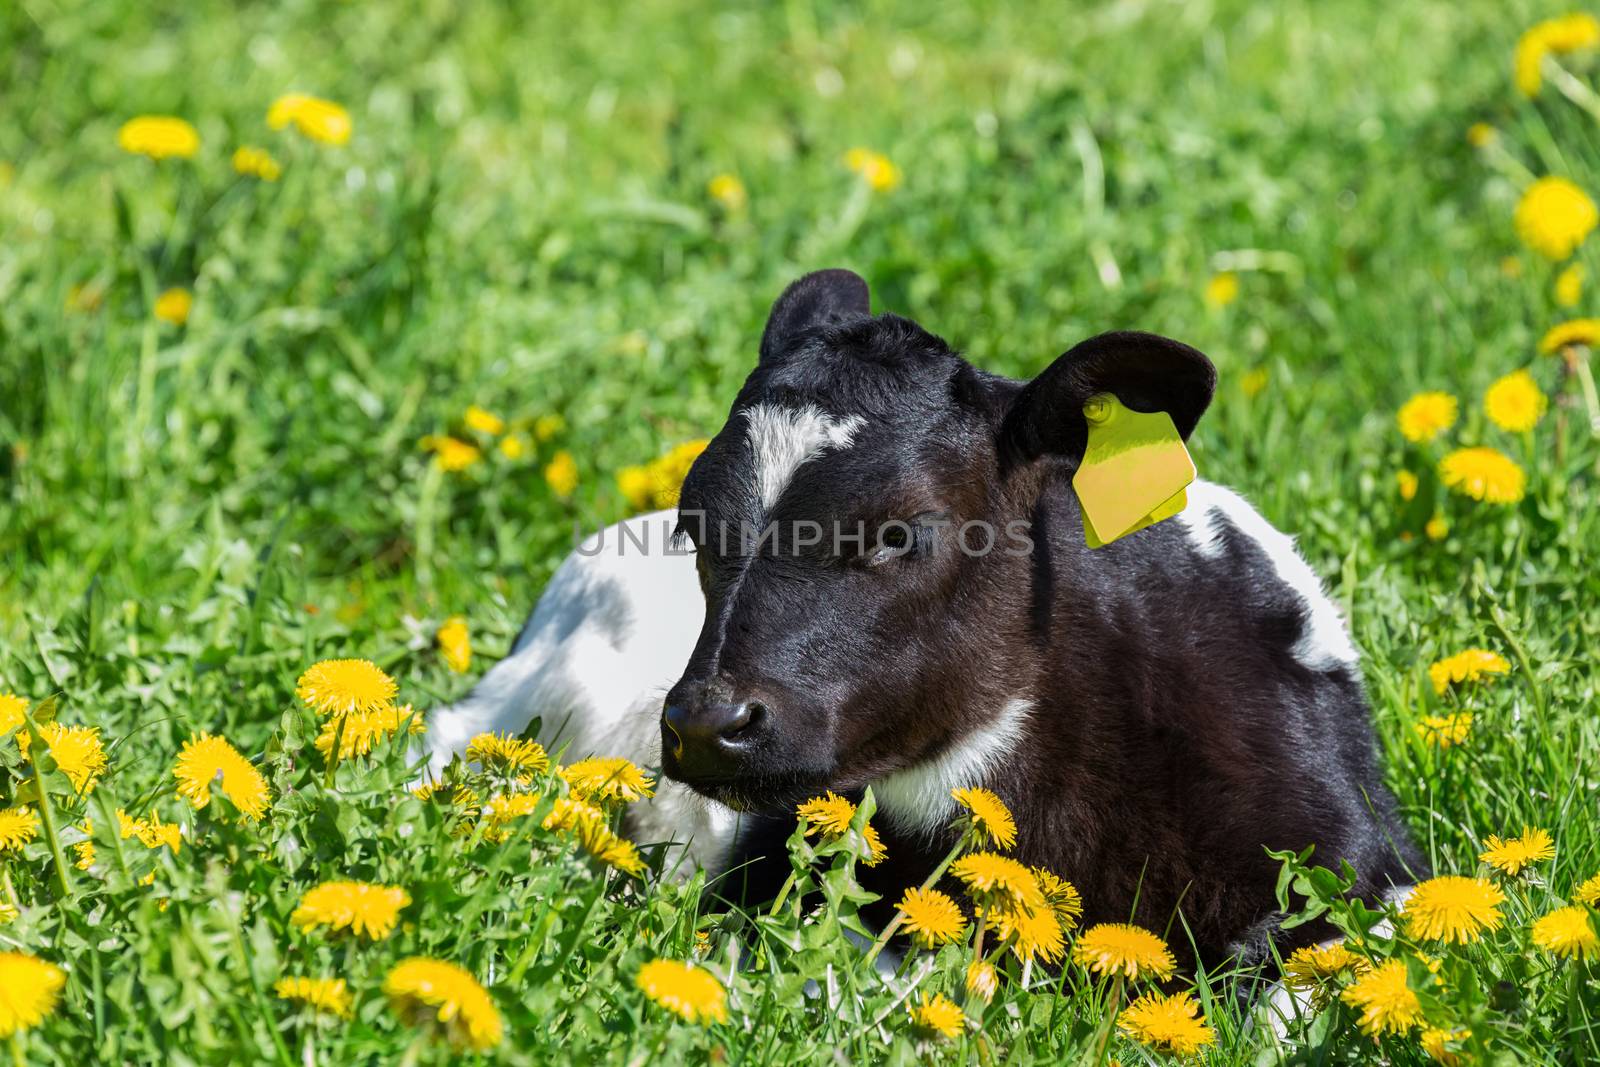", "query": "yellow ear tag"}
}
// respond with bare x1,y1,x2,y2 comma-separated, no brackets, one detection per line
1073,394,1196,548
